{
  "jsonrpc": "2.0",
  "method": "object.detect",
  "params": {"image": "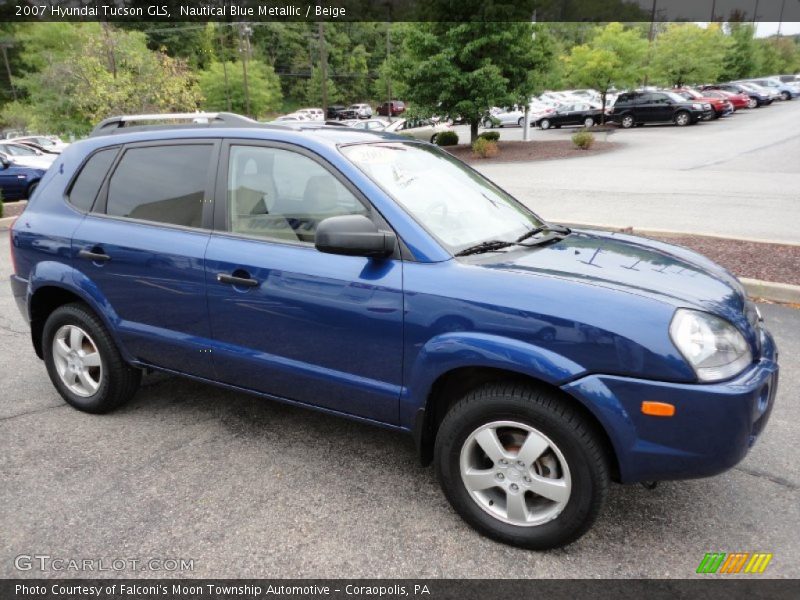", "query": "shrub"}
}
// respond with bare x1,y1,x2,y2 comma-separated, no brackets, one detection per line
572,130,595,150
435,130,459,146
472,137,499,158
477,131,500,142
